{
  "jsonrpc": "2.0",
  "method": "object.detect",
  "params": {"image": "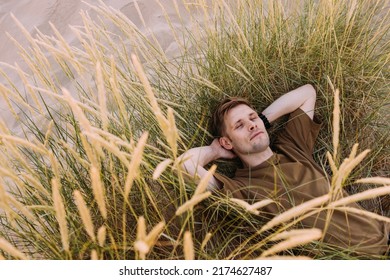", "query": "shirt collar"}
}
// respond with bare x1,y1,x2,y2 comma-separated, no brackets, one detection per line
235,152,280,176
